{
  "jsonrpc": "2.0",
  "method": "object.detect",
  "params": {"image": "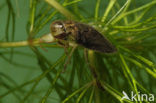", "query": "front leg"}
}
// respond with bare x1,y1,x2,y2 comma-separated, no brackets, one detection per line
63,45,77,72
57,40,69,55
57,40,77,72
